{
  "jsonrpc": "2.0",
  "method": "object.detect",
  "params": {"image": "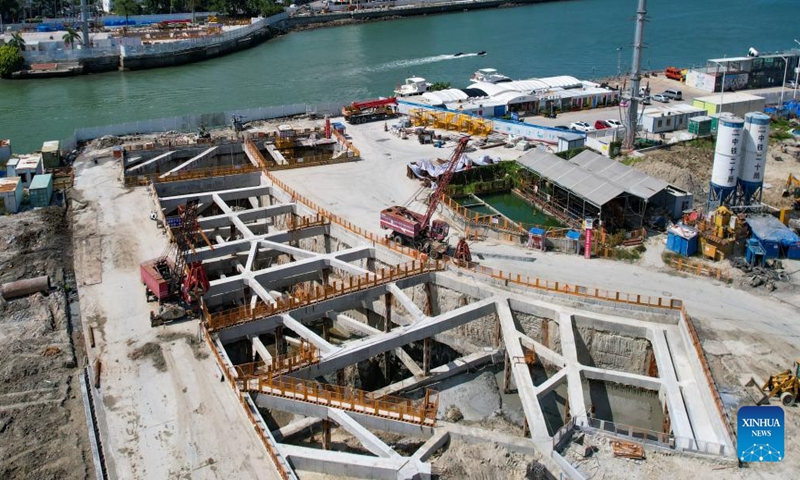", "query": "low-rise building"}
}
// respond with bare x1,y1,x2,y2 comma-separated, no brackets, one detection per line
0,139,10,164
41,141,61,169
692,92,766,117
6,154,44,187
29,173,54,208
0,177,23,214
639,104,707,134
